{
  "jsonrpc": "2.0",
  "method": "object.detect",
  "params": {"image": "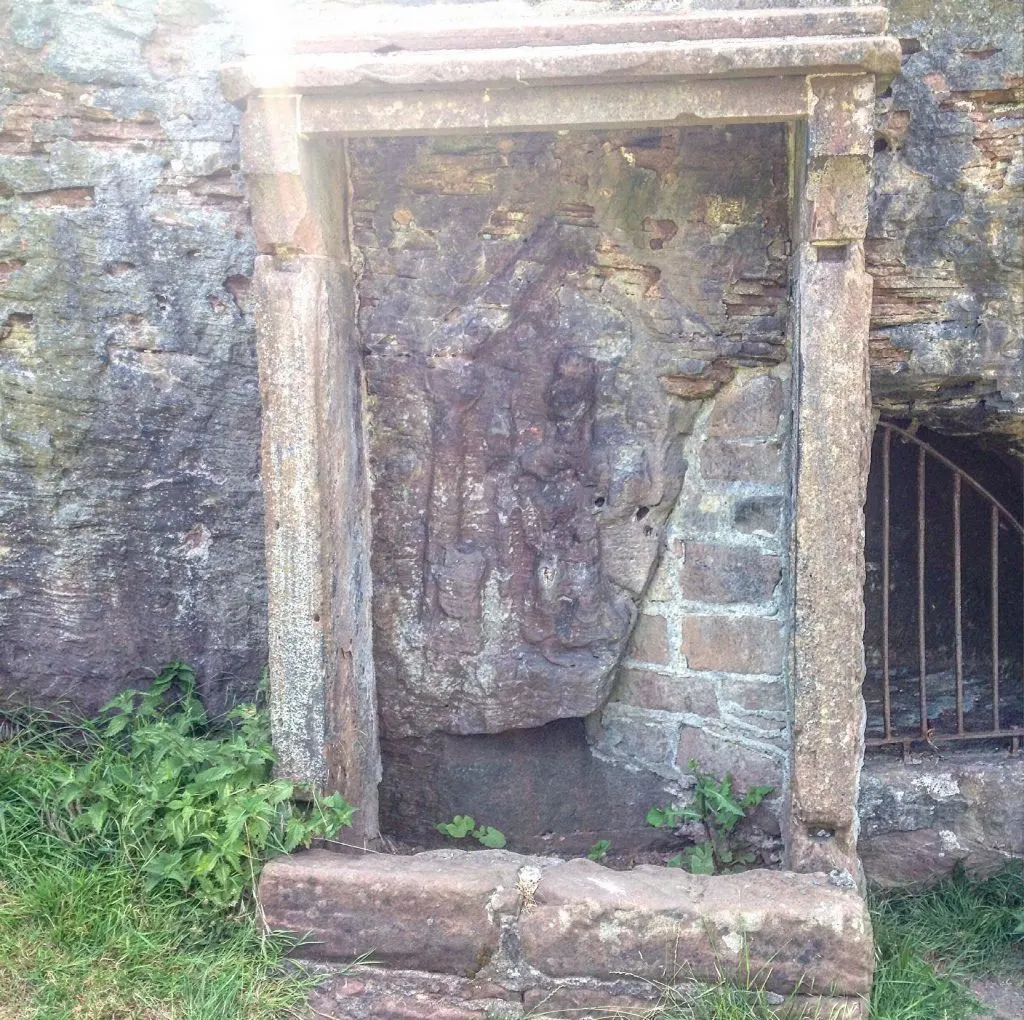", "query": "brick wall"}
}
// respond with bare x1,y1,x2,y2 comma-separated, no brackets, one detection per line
597,367,790,795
